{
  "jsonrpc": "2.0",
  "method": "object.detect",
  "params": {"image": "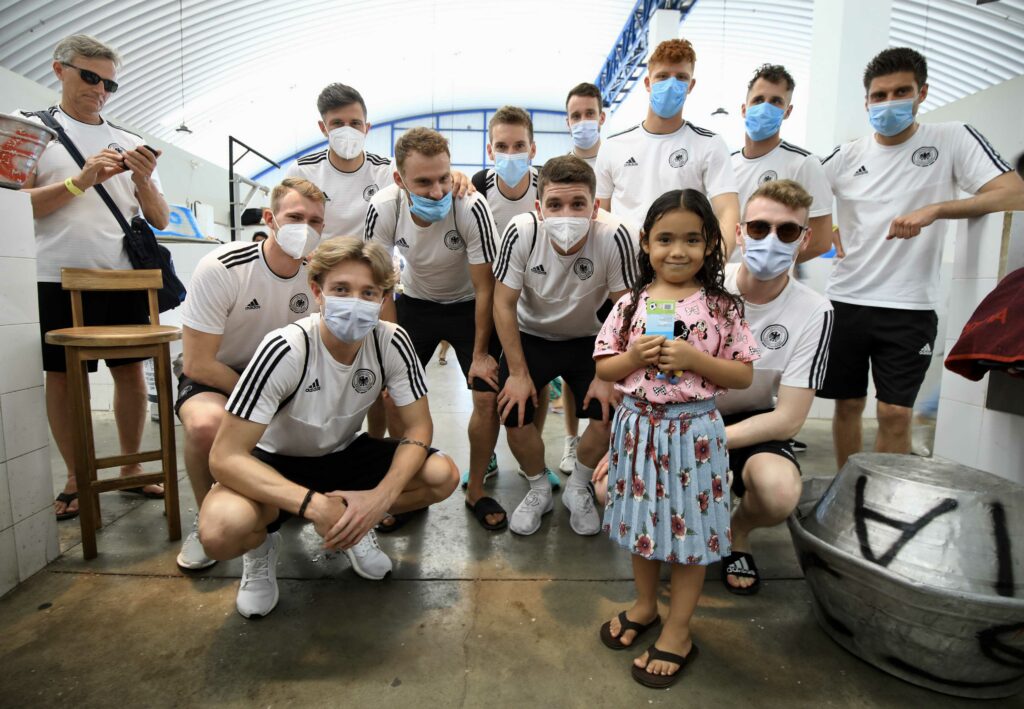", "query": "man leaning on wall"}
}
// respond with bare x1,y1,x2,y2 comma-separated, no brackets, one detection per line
20,34,170,520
